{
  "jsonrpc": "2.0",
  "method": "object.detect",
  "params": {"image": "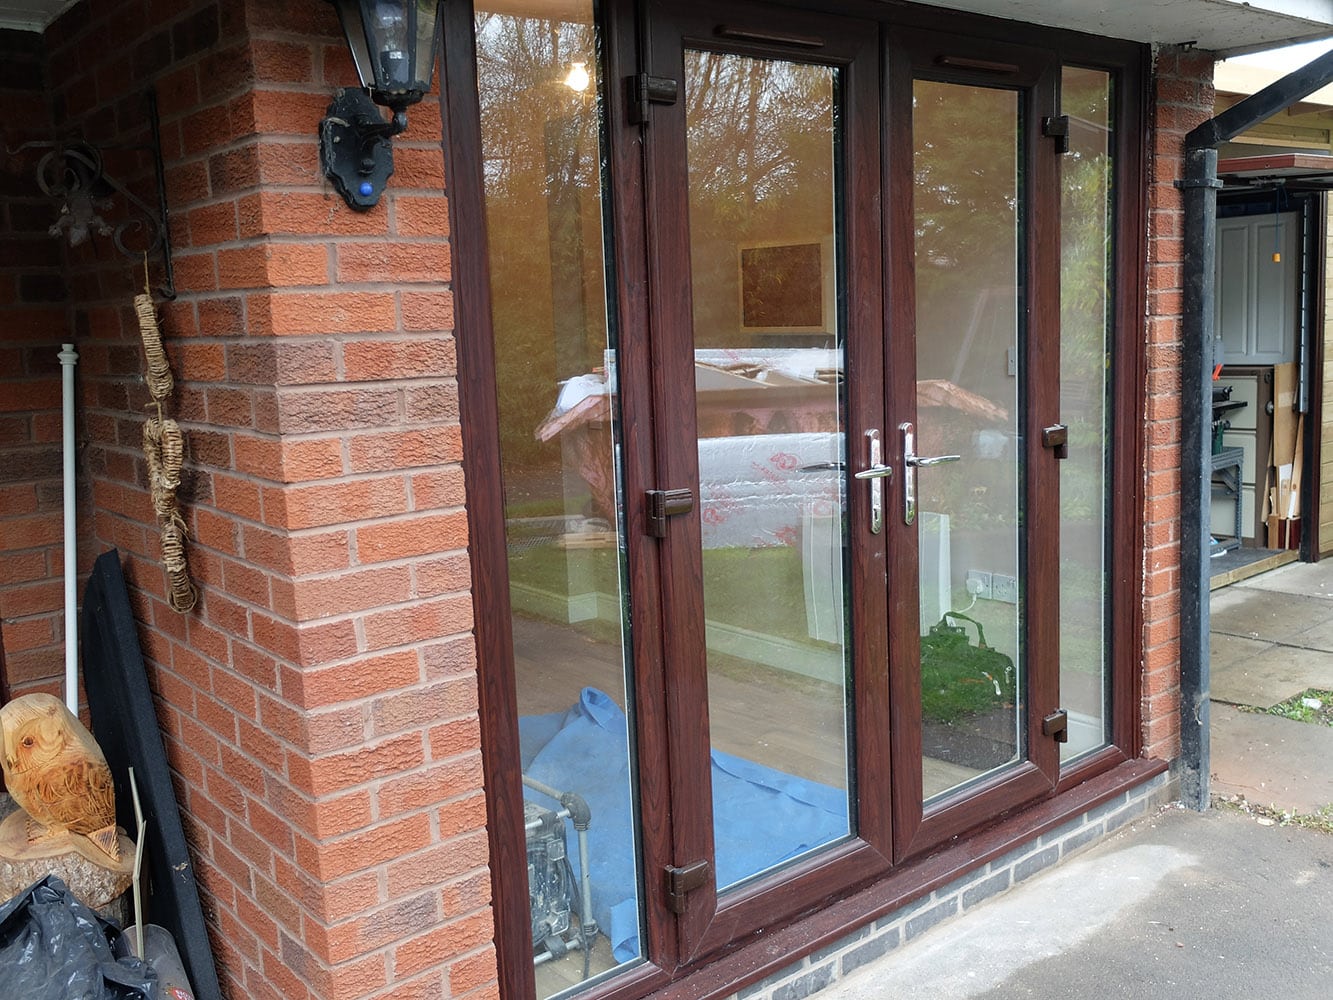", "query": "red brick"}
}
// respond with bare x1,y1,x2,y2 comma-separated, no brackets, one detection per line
282,649,420,709
384,831,490,898
234,435,343,484
295,811,432,881
409,469,466,512
240,191,389,238
387,145,446,189
251,38,315,84
288,732,426,800
304,790,375,840
428,717,482,761
198,295,247,336
249,292,397,335
306,953,390,1000
212,474,265,522
400,291,454,331
265,478,408,531
334,242,450,284
355,513,468,563
166,159,211,206
345,427,461,474
393,196,450,238
175,341,227,380
292,622,361,672
218,243,330,289
0,549,48,586
447,946,499,994
0,614,58,652
188,200,240,245
421,637,477,681
254,141,322,185
375,757,484,816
